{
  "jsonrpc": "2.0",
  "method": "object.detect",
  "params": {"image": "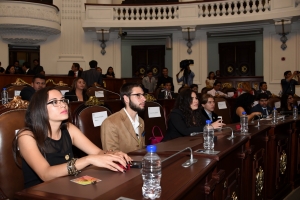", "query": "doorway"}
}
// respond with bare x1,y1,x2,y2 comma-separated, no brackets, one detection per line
9,45,40,69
